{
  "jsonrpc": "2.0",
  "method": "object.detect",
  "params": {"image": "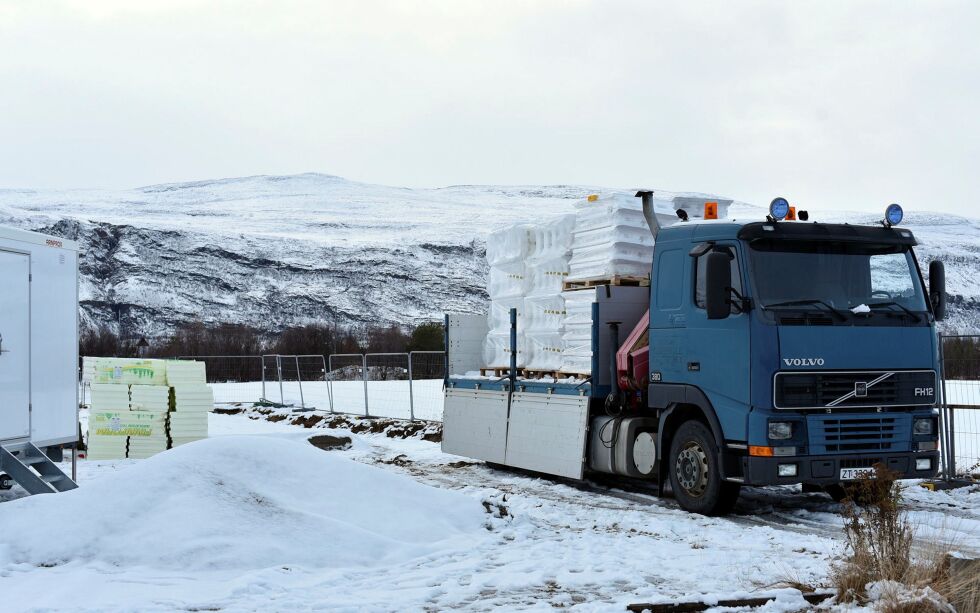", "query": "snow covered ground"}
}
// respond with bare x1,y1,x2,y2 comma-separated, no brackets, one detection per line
1,409,978,612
